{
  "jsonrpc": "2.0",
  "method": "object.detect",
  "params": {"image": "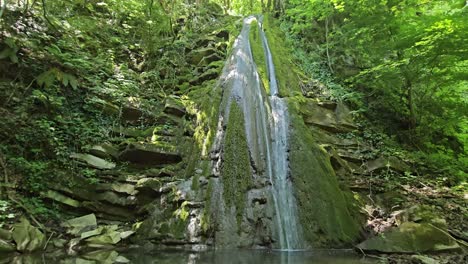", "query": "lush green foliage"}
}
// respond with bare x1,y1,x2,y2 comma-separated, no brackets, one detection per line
282,0,467,181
